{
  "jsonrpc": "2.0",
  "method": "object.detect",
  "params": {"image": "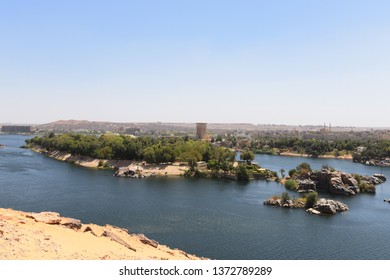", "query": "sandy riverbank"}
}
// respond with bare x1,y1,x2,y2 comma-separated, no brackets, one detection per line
0,208,206,260
31,146,190,177
279,152,353,160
